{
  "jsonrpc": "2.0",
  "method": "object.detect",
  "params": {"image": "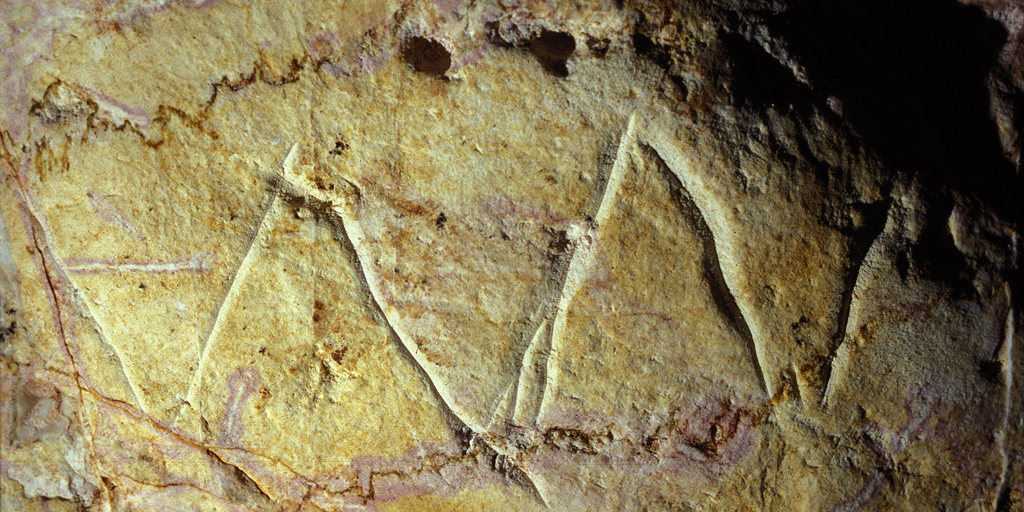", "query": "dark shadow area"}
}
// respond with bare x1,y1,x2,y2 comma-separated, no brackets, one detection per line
531,30,576,77
402,36,451,77
483,25,576,77
728,0,1020,293
720,31,810,109
757,0,1016,215
633,31,690,99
